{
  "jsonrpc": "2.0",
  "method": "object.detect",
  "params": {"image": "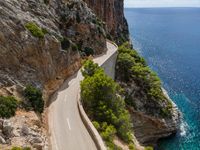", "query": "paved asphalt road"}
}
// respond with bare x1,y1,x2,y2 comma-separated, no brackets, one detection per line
48,41,117,150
